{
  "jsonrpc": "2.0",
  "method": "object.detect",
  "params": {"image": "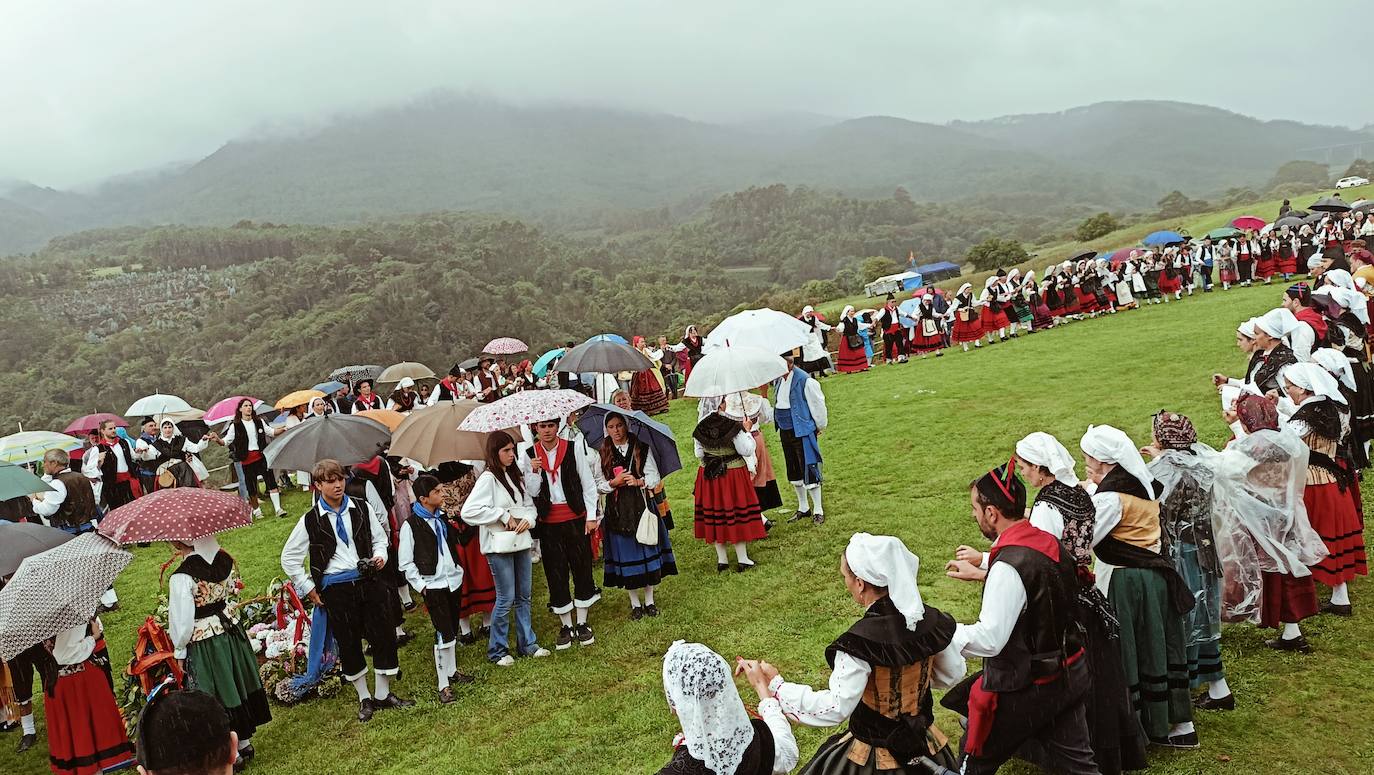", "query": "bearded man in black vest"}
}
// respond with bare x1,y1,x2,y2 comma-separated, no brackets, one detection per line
280,459,413,722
